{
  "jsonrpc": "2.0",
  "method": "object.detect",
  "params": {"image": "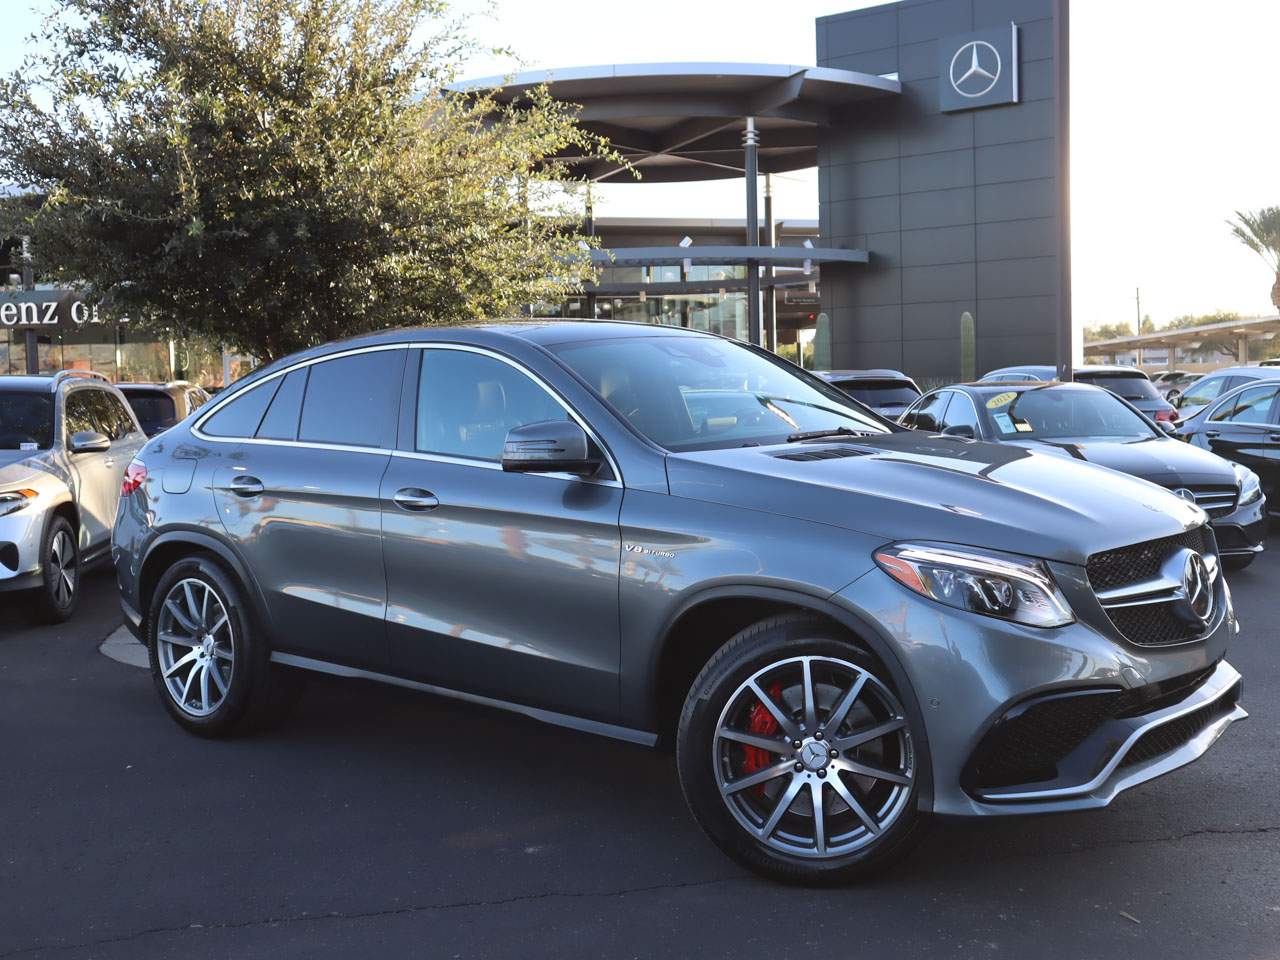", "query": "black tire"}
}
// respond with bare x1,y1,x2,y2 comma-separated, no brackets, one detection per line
676,613,926,885
1224,554,1255,571
32,515,79,624
146,554,302,737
